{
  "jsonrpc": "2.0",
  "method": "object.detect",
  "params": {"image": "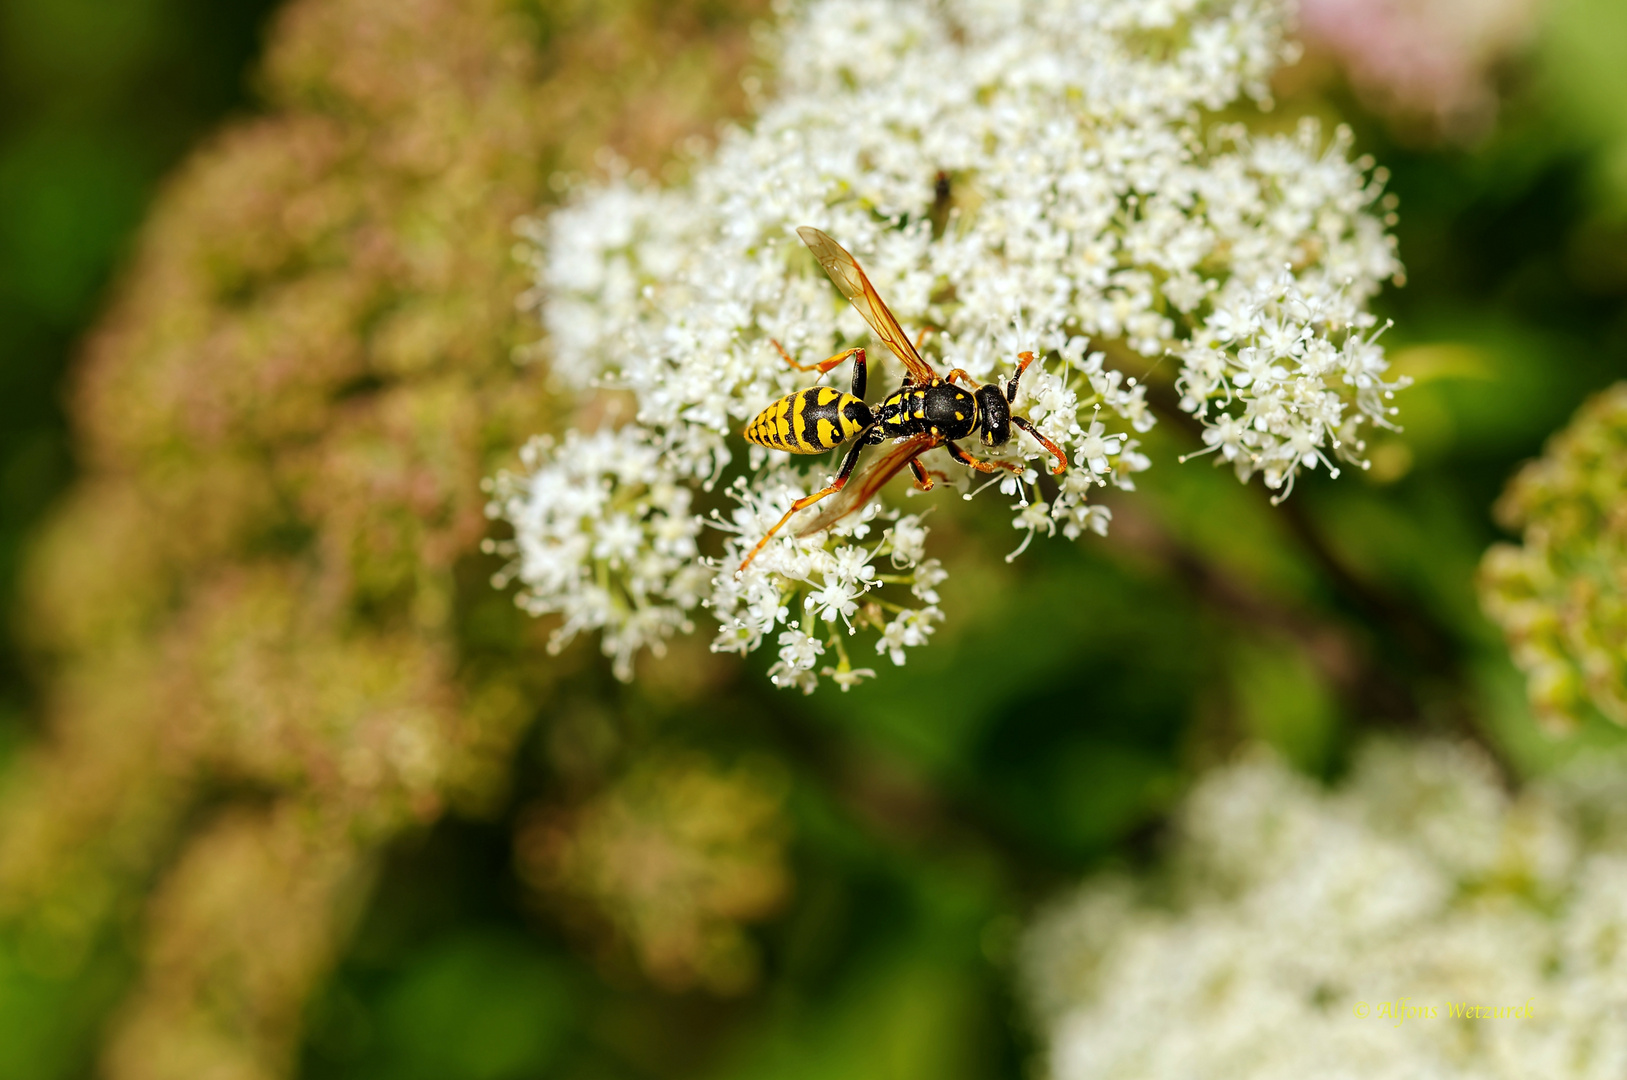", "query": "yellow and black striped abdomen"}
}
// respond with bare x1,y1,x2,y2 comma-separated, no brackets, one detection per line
745,386,870,454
